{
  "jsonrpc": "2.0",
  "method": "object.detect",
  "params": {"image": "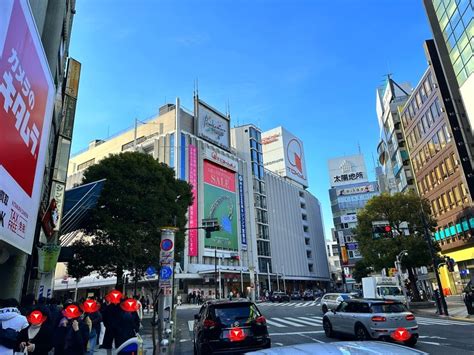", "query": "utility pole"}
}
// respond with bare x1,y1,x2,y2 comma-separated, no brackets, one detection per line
215,248,218,299
395,250,410,310
267,262,271,293
421,210,449,315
